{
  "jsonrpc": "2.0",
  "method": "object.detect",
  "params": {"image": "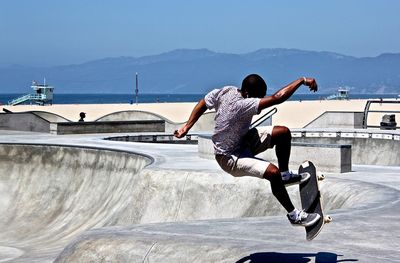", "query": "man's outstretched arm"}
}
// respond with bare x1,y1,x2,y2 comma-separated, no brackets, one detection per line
259,77,318,110
174,98,208,138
